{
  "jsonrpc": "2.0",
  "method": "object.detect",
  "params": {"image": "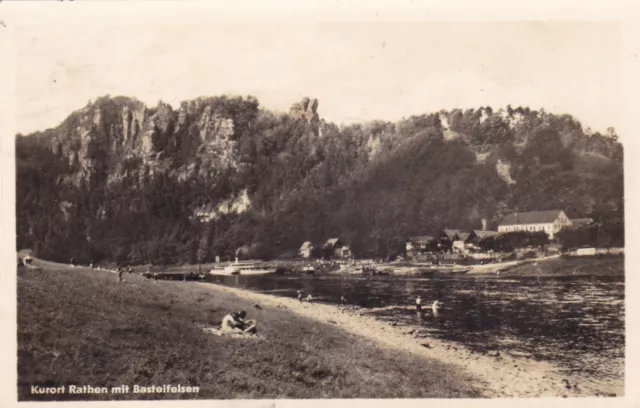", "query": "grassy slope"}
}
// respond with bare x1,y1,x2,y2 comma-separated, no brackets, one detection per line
17,264,481,401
